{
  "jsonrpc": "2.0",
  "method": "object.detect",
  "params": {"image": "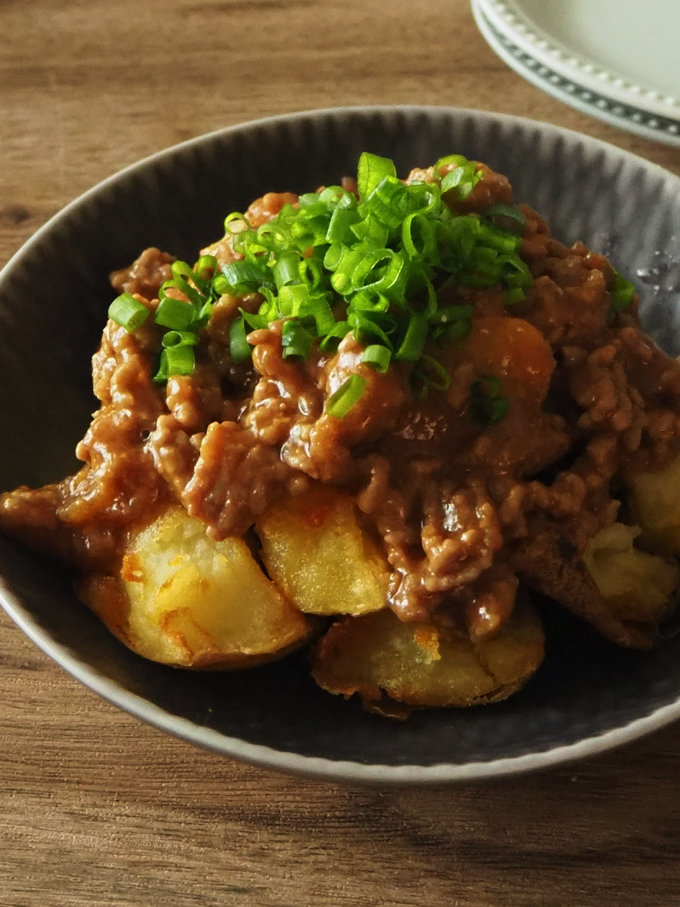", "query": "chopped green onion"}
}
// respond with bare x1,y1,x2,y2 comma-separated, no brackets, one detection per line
351,249,406,295
478,222,522,254
349,311,394,350
483,204,526,236
611,269,635,311
327,374,366,417
299,192,325,210
194,254,219,282
162,330,200,348
240,308,270,331
273,253,302,289
430,304,474,325
320,321,351,352
357,152,397,200
318,186,345,206
362,344,392,373
220,260,271,294
350,289,391,313
443,319,472,342
191,300,214,331
108,293,150,332
416,354,451,391
350,215,389,247
440,162,482,202
229,316,252,364
498,255,533,290
326,206,360,243
307,295,336,336
168,268,207,308
405,276,437,318
502,288,526,306
279,283,310,316
281,319,314,361
434,154,469,174
197,152,544,399
395,313,429,362
331,246,370,295
155,295,195,330
469,376,509,426
402,212,436,261
299,257,324,289
154,345,195,382
224,212,250,234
